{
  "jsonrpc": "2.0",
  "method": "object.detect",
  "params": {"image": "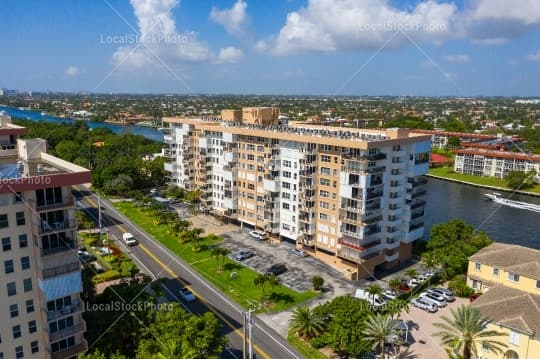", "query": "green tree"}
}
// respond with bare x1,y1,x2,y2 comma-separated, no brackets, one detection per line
365,284,383,307
253,273,280,301
383,298,410,320
211,247,230,272
434,305,507,359
405,269,419,281
506,170,536,189
311,275,324,291
136,303,227,359
447,136,461,148
363,313,399,359
388,278,402,294
289,306,326,340
80,350,127,359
